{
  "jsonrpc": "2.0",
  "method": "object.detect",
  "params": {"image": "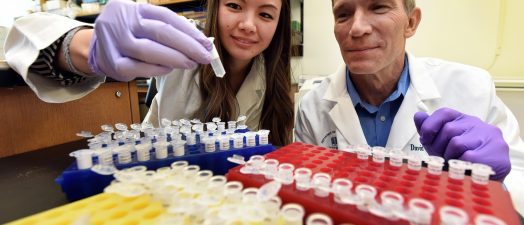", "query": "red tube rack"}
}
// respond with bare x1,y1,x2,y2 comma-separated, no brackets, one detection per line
226,142,520,225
